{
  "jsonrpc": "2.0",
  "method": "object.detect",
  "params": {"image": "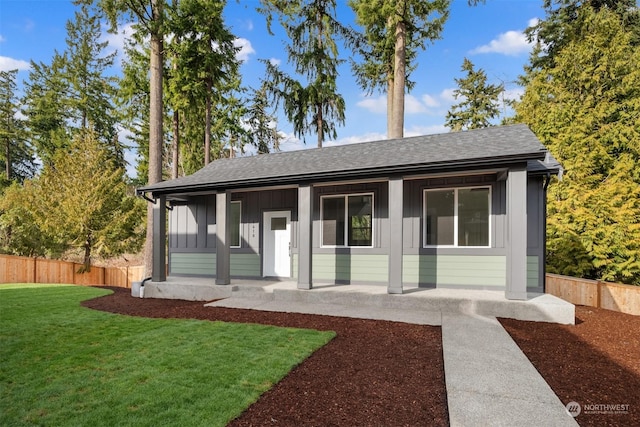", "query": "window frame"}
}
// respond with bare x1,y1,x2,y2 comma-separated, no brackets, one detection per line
422,186,491,248
320,192,374,248
230,200,242,248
